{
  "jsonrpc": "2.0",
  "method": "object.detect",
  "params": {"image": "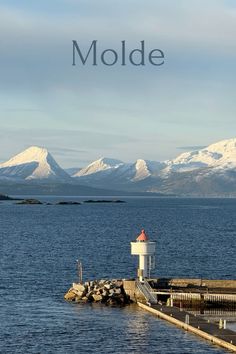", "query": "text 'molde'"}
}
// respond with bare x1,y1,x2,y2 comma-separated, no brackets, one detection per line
72,40,165,67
